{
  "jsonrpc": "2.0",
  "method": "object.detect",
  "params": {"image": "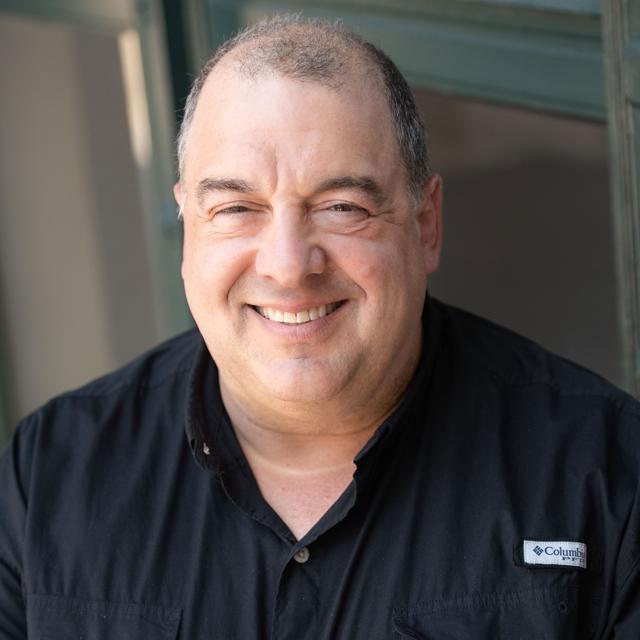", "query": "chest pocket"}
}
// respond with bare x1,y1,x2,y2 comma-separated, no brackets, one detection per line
393,586,581,640
27,594,181,640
